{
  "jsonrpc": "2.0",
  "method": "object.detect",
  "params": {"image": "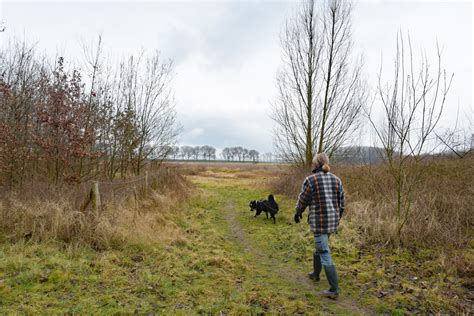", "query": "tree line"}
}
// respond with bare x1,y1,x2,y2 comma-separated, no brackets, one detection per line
167,145,216,161
222,147,259,162
0,37,179,188
166,146,269,162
